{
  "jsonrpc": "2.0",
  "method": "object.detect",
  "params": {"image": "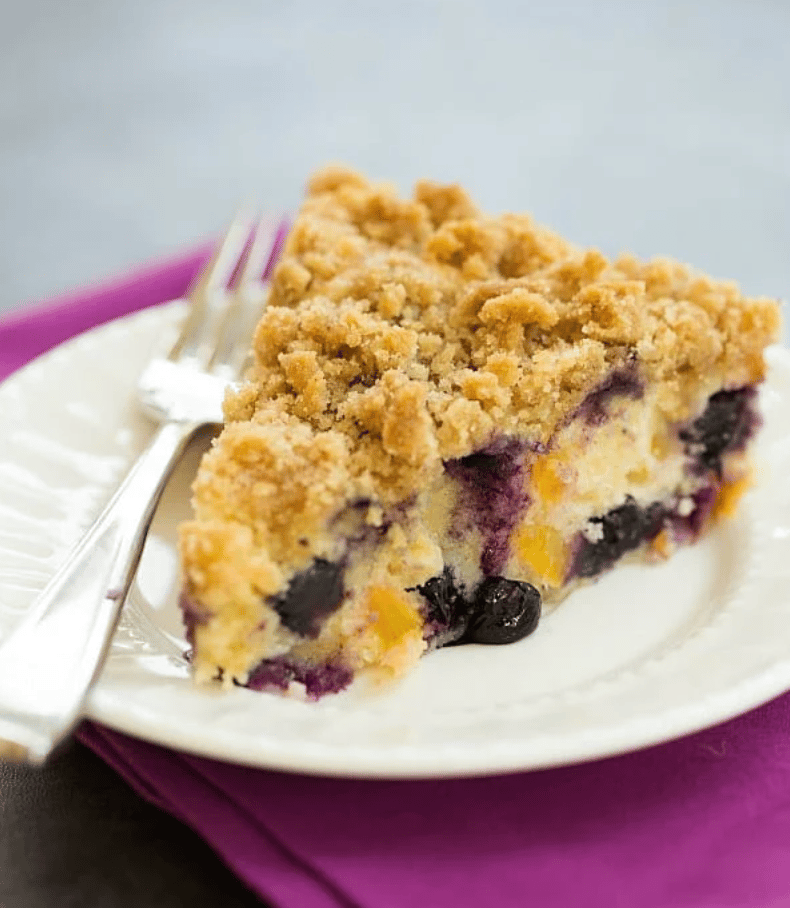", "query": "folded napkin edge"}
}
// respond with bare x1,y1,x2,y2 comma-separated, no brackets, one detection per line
0,241,214,332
